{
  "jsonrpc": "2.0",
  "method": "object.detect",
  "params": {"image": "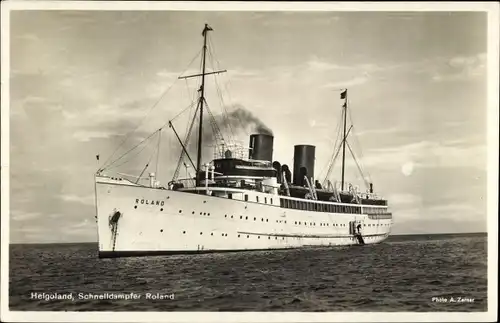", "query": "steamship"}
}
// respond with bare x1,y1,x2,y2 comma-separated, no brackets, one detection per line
94,24,393,258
